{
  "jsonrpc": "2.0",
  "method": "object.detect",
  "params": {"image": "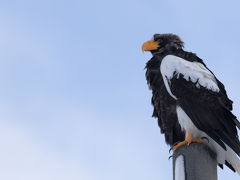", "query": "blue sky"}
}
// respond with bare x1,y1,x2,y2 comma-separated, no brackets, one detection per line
0,0,239,179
